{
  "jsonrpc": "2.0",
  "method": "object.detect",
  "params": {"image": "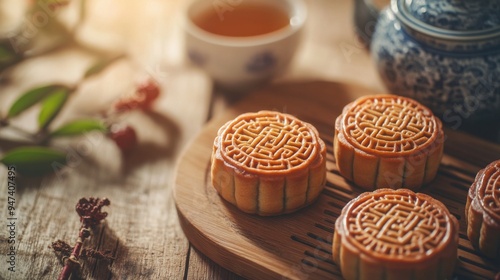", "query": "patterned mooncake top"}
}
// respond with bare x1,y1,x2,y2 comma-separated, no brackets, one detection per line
340,95,442,156
341,189,457,261
216,111,324,175
474,160,500,222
